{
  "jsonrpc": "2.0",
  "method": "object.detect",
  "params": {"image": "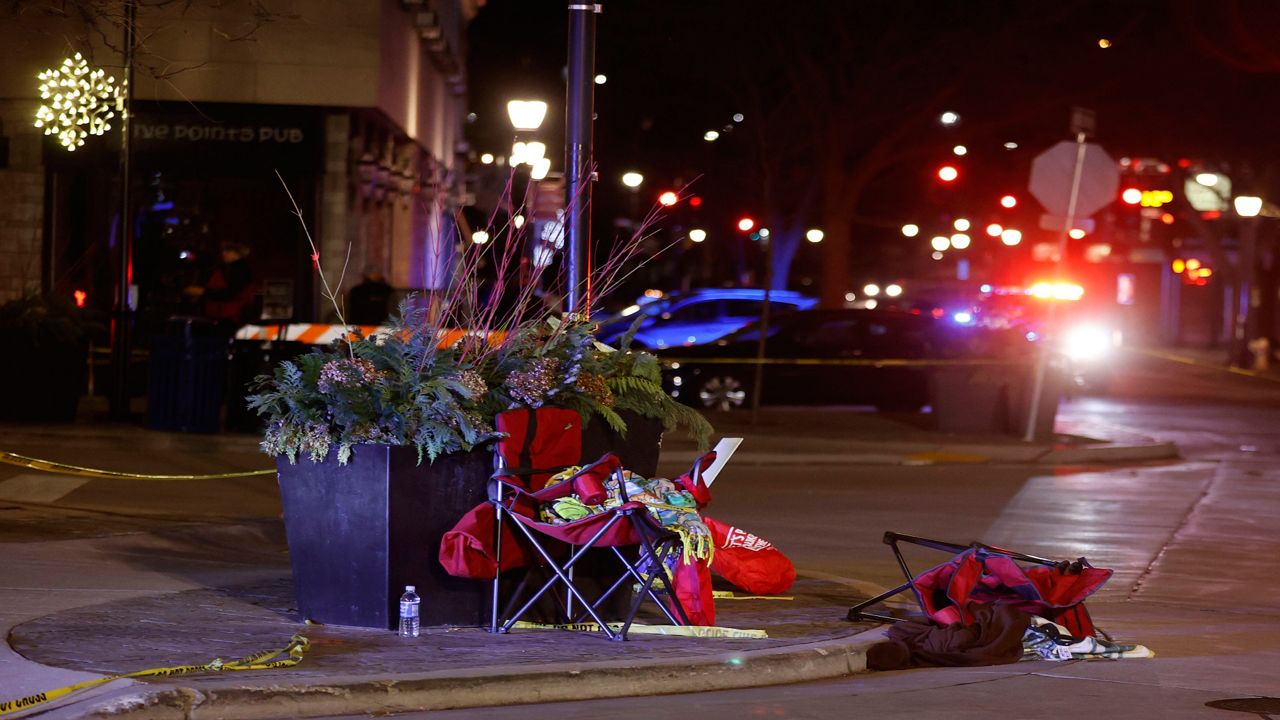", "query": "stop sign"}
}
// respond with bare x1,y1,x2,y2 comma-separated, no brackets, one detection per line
1028,141,1120,218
